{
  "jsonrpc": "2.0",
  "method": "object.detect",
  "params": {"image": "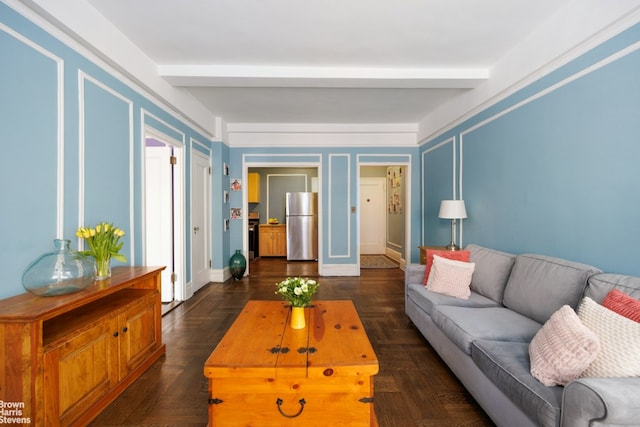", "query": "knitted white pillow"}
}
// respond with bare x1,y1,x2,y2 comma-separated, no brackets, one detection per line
529,305,600,386
426,254,475,299
578,297,640,378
